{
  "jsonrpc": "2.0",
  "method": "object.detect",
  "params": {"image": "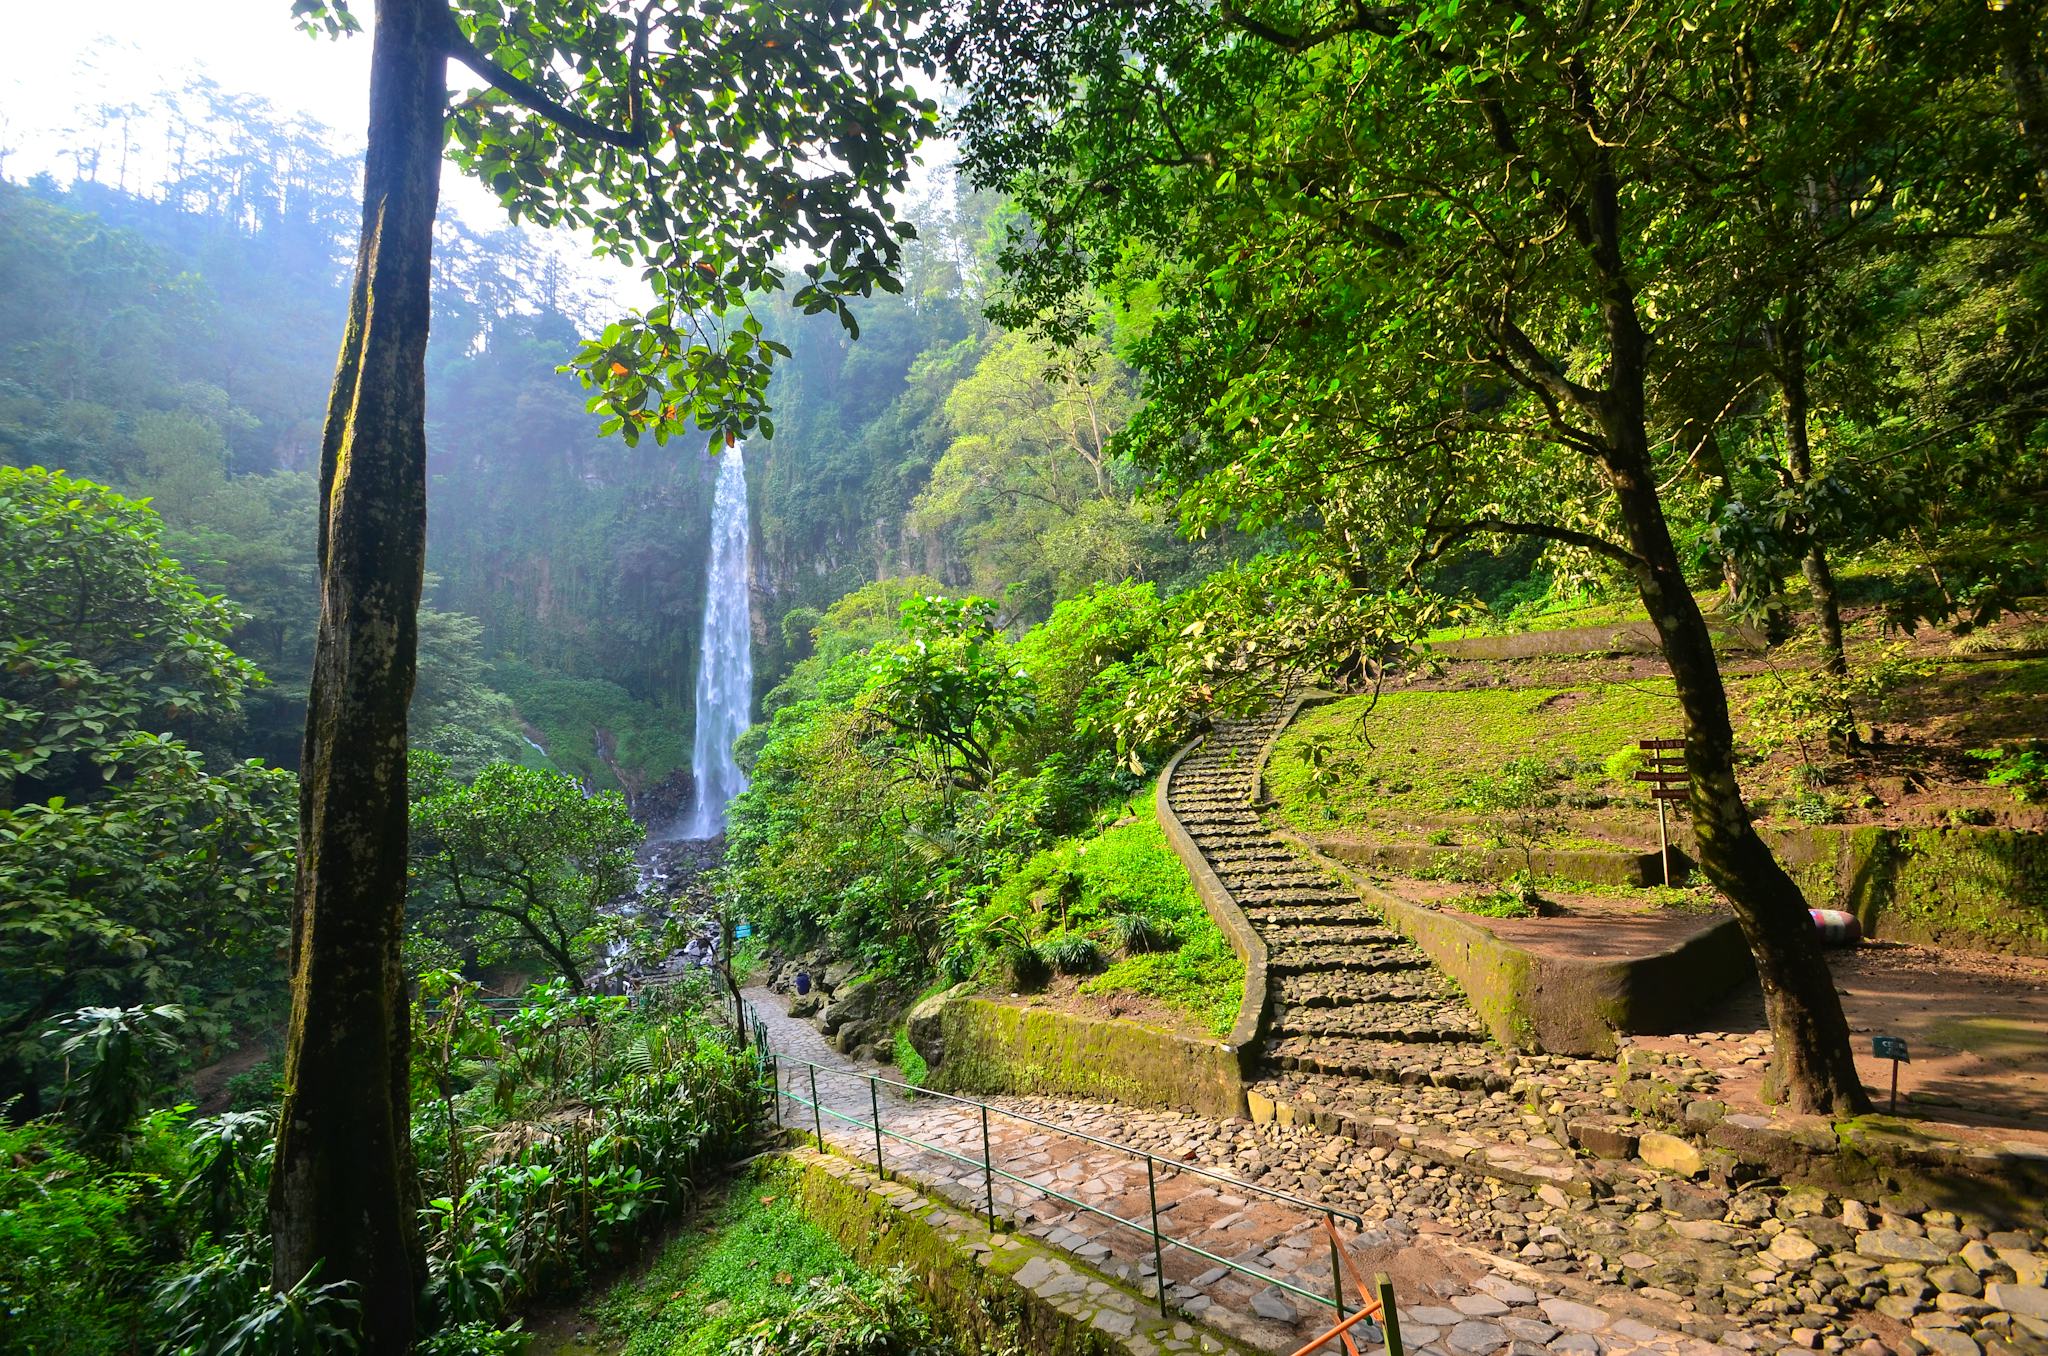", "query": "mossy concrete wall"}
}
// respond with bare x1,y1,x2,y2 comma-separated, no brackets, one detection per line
1155,737,1268,1070
1319,836,1669,888
1351,877,1752,1056
929,998,1249,1120
767,1149,1249,1356
1752,825,2048,956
